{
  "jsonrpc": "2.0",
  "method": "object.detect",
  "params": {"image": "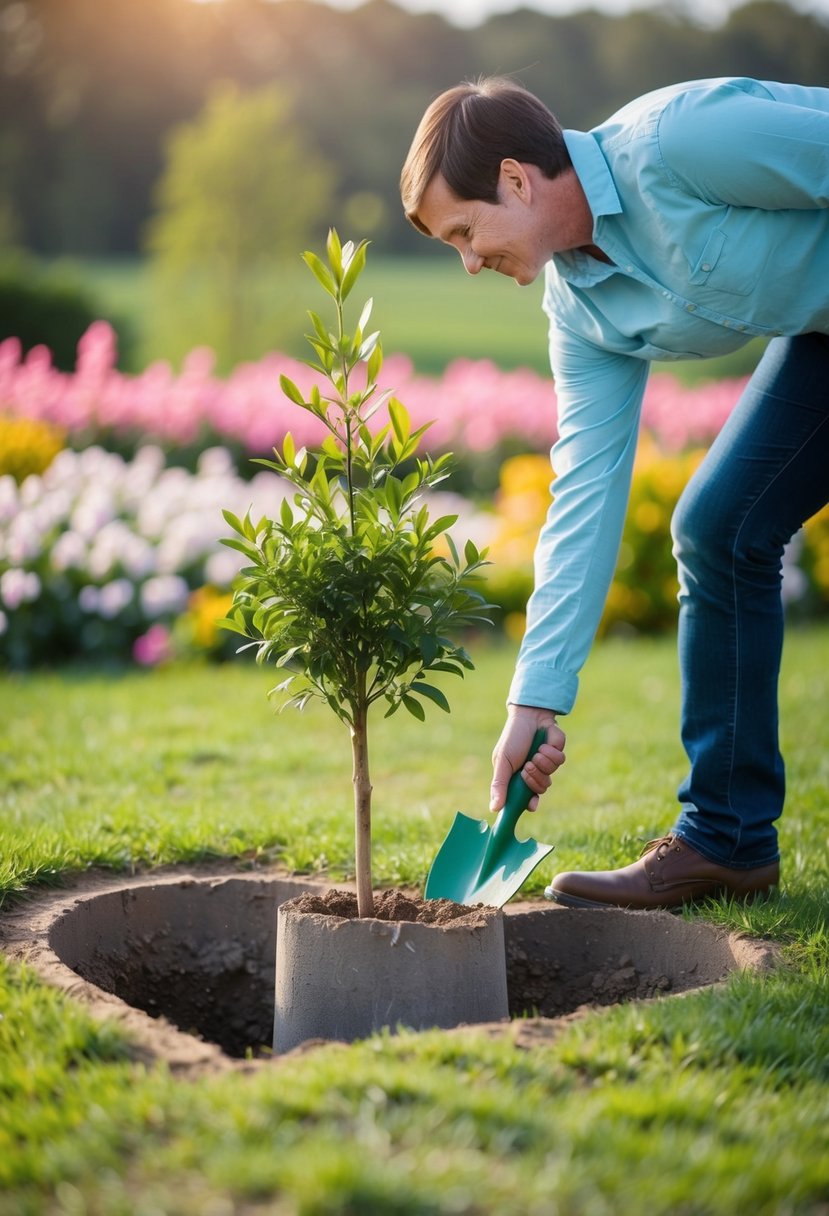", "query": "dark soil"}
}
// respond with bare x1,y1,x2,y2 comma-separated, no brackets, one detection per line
289,887,485,926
